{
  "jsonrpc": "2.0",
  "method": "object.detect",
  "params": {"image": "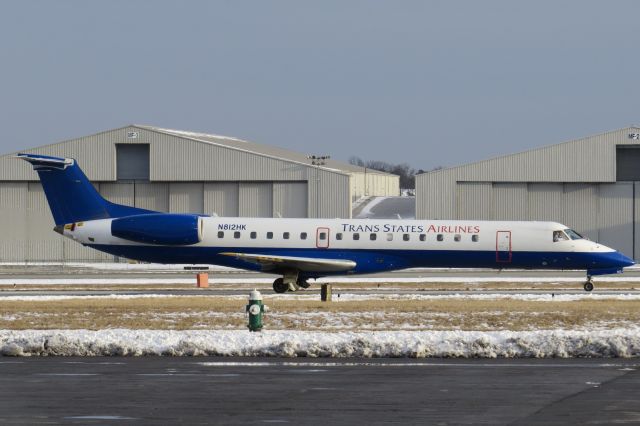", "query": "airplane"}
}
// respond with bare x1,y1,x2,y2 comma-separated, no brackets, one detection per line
18,153,635,293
